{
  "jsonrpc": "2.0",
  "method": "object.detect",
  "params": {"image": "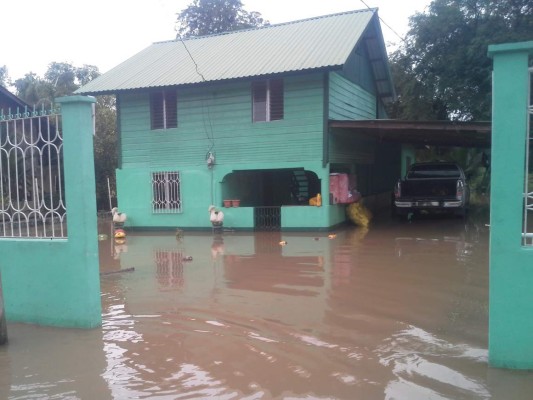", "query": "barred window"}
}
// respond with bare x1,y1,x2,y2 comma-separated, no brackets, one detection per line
151,171,181,213
252,79,284,122
150,90,177,130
